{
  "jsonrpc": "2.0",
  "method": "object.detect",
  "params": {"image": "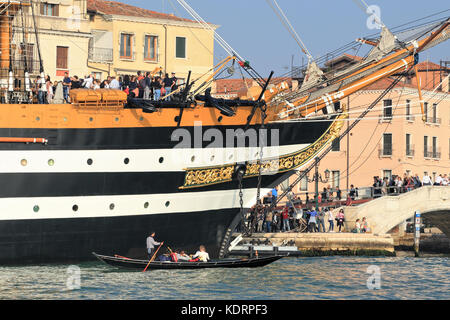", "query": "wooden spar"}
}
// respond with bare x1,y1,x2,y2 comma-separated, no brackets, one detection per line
356,38,378,46
416,20,450,53
283,21,450,118
0,137,48,144
297,55,415,117
413,64,426,122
